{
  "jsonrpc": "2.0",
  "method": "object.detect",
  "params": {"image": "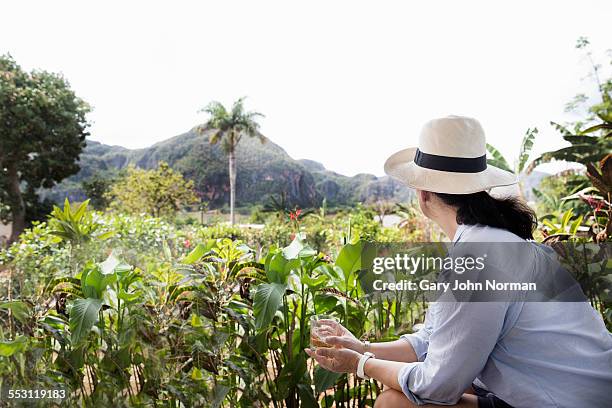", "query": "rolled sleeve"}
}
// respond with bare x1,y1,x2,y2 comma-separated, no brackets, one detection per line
400,304,436,362
400,333,429,362
398,362,425,405
398,302,508,405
